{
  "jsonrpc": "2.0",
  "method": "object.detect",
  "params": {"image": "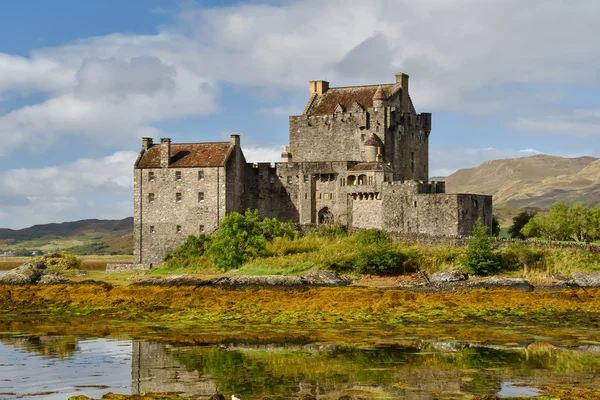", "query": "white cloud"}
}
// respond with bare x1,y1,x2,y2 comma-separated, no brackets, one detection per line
430,147,542,177
1,0,599,155
242,145,283,163
0,151,137,229
512,109,600,137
